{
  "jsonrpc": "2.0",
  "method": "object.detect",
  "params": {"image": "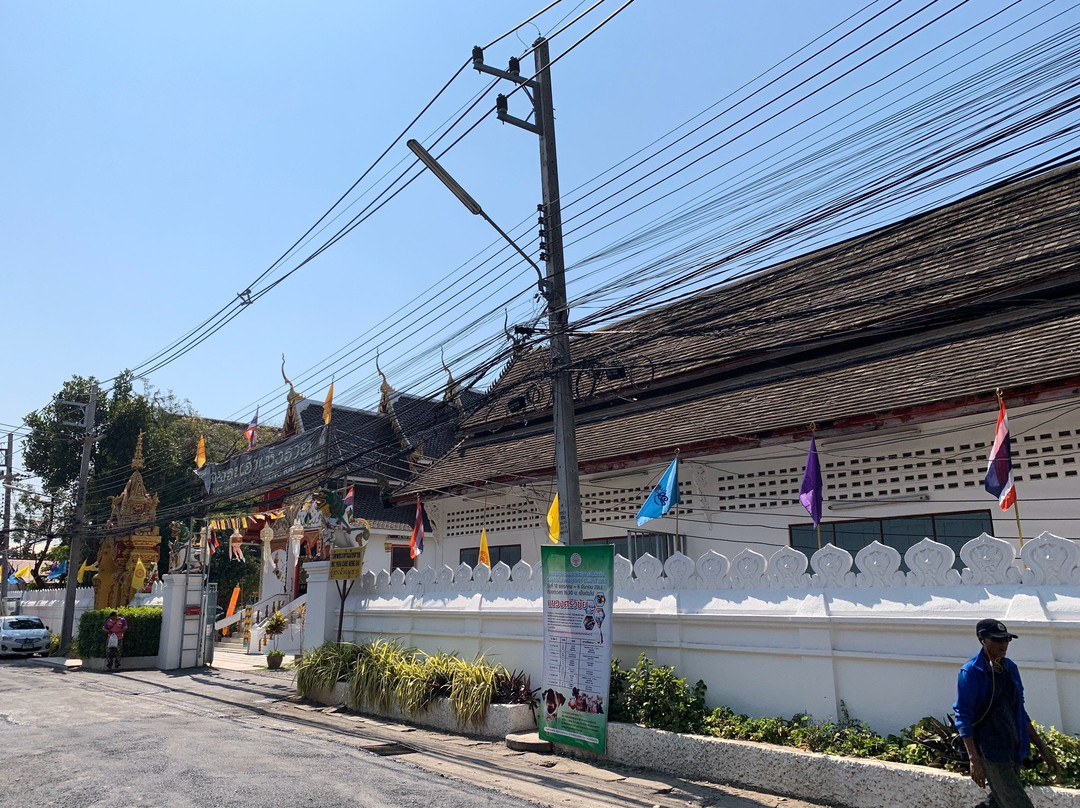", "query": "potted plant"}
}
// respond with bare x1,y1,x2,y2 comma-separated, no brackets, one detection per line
262,610,288,669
